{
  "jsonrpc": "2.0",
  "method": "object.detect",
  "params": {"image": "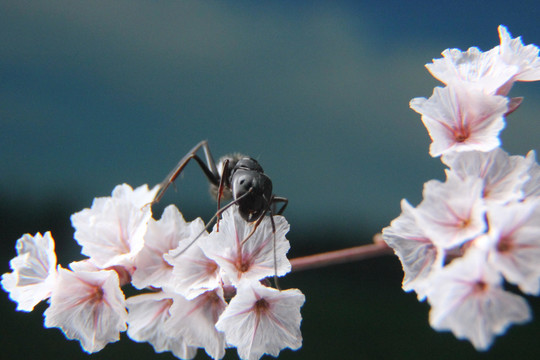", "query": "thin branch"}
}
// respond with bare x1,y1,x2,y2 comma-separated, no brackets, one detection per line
290,236,393,272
